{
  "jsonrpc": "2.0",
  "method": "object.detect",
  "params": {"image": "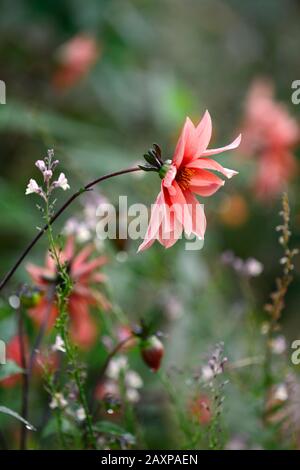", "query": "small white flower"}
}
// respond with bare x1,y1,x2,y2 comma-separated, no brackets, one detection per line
49,393,68,410
35,160,47,173
107,356,128,380
25,179,42,195
52,335,66,353
270,335,287,355
273,384,288,402
125,370,143,389
126,388,140,403
9,295,20,309
77,223,91,243
201,365,214,381
53,173,70,191
244,258,263,277
76,407,86,421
